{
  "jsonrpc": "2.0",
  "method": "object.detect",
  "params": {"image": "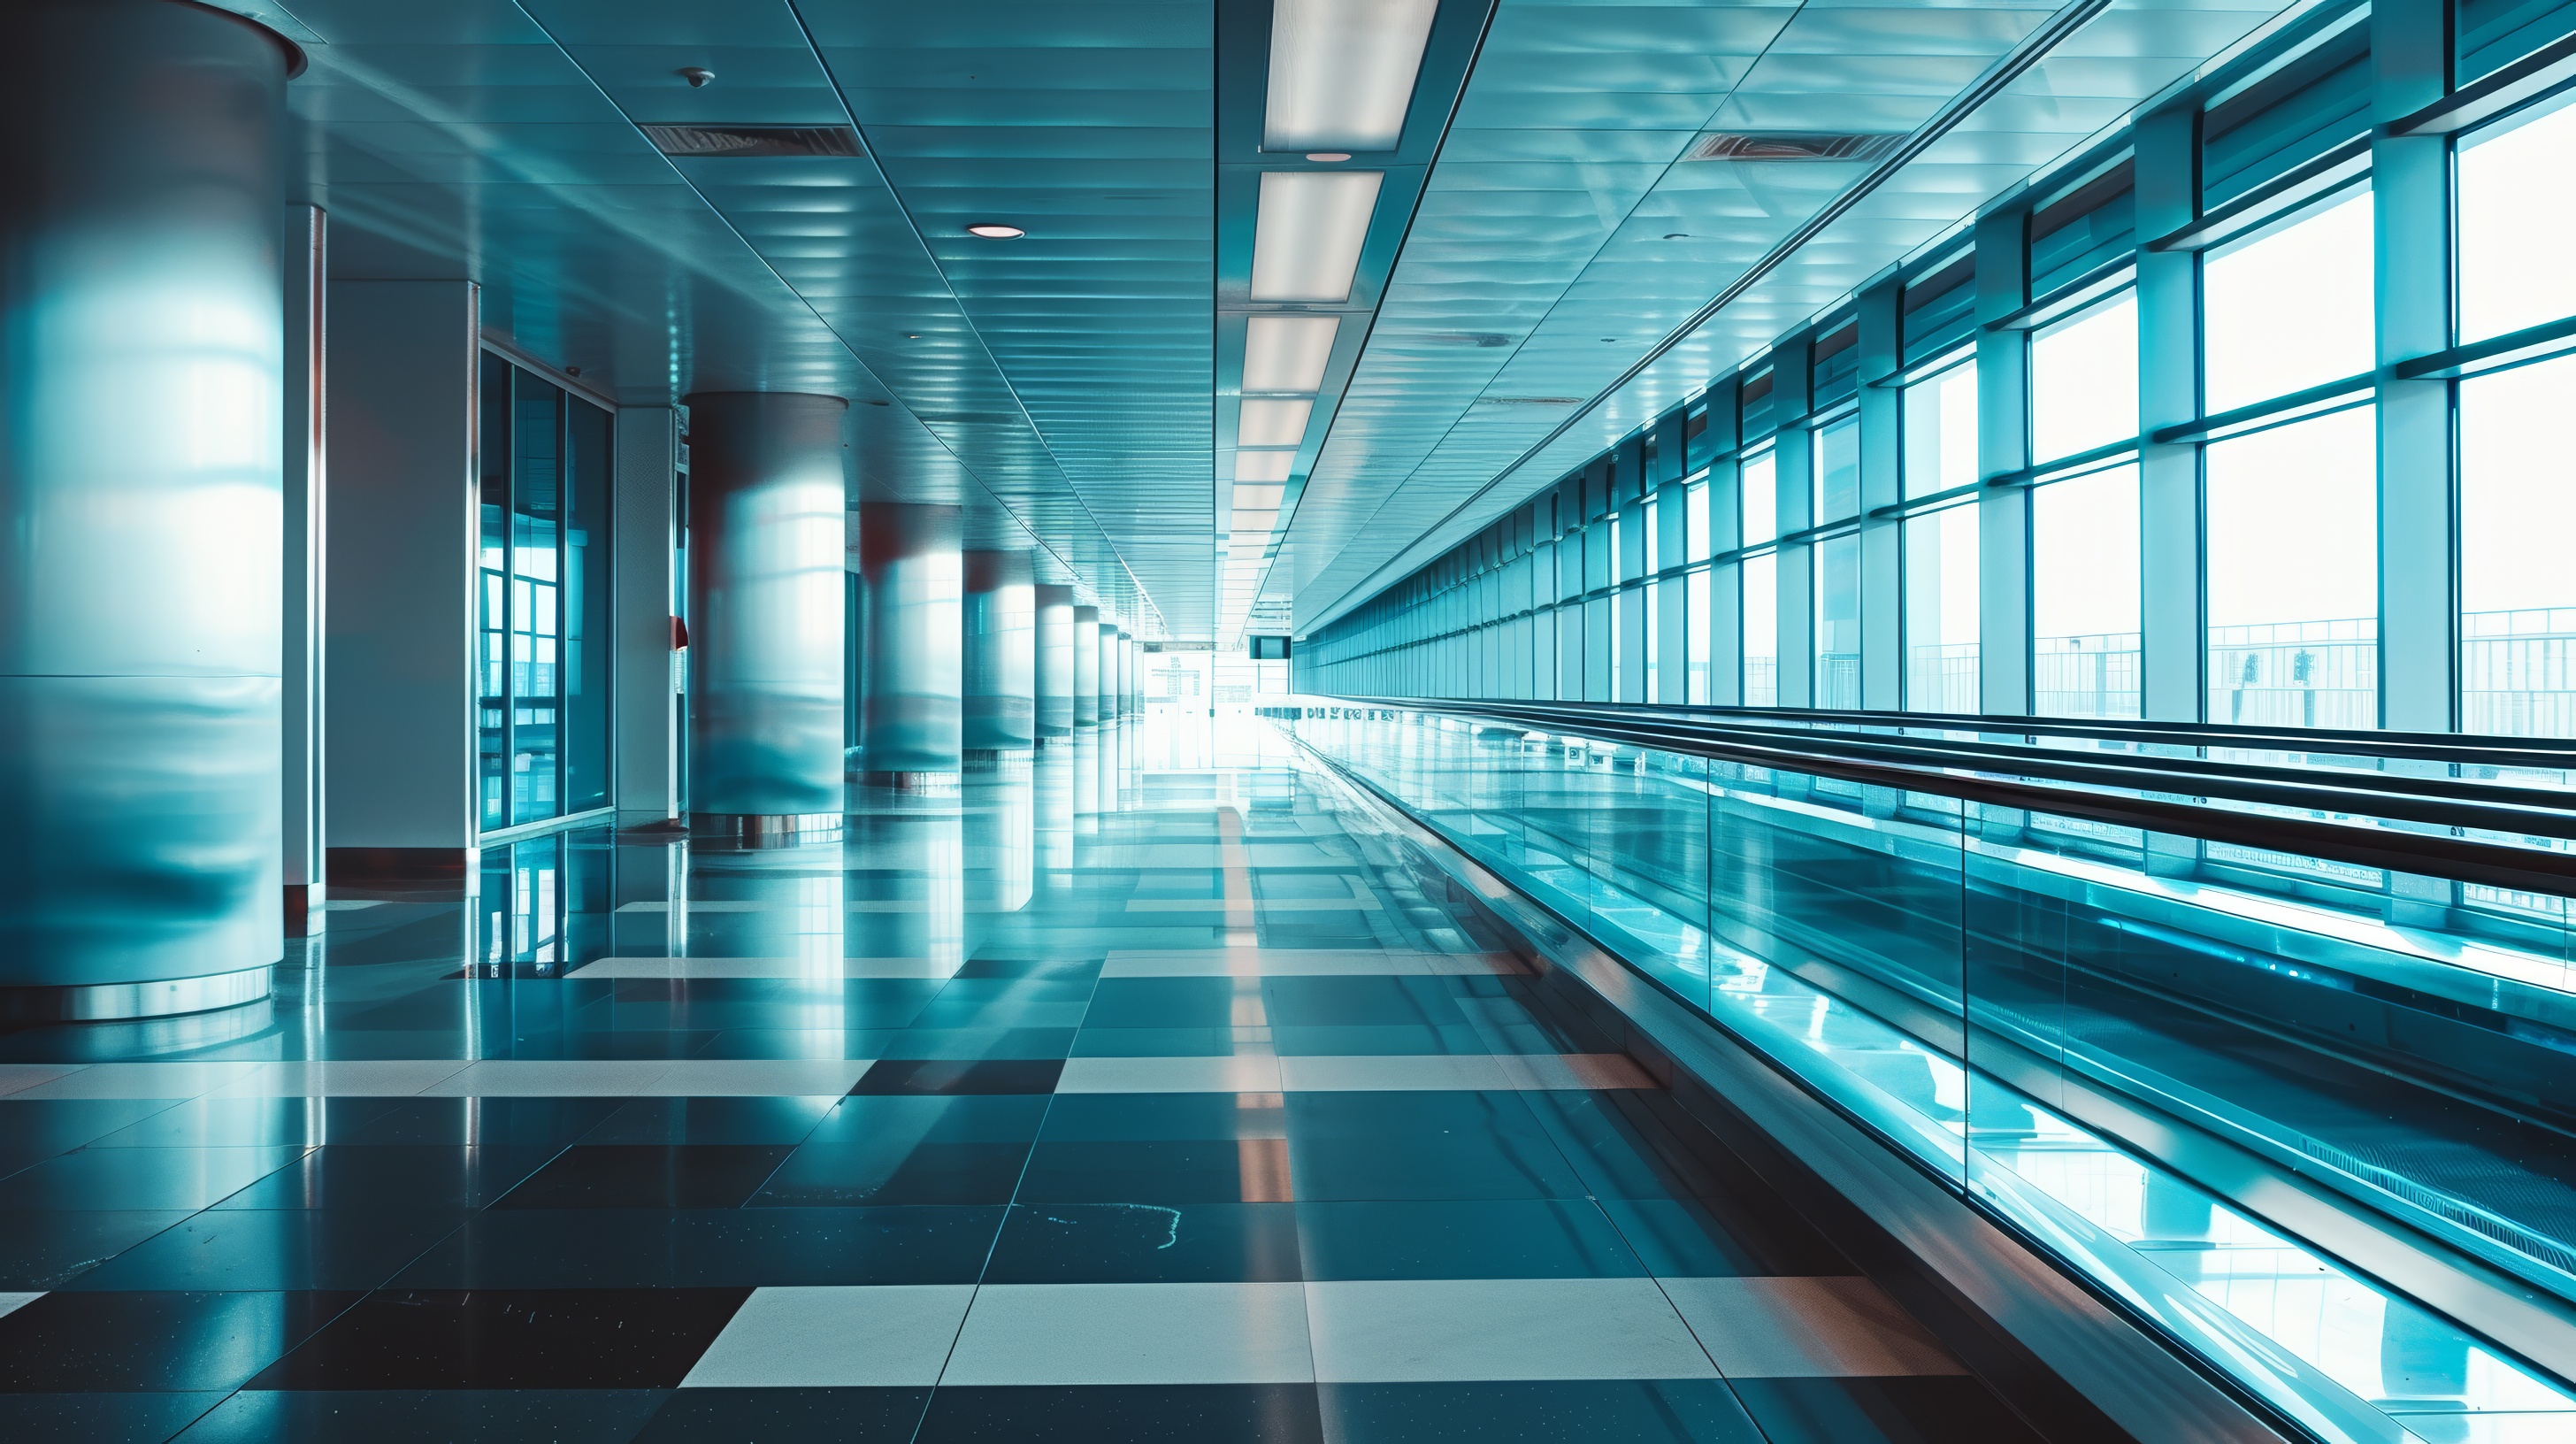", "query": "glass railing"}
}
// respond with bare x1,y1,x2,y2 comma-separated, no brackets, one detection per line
1279,702,2576,1444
